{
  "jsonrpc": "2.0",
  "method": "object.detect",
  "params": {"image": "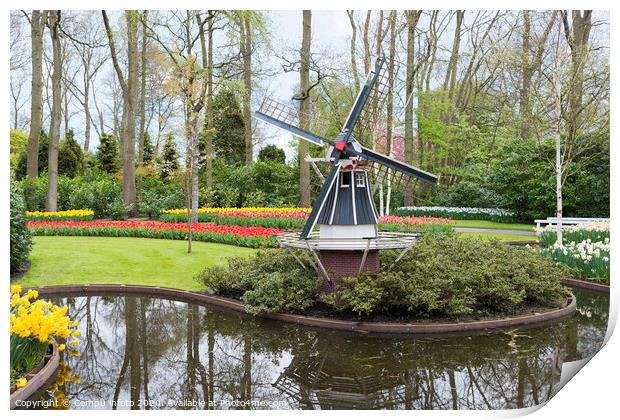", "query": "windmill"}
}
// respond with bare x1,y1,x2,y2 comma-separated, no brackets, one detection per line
253,57,438,290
